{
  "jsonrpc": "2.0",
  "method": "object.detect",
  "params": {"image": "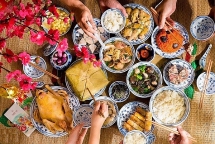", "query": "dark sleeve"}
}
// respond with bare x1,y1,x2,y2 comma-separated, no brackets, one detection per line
208,0,215,7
